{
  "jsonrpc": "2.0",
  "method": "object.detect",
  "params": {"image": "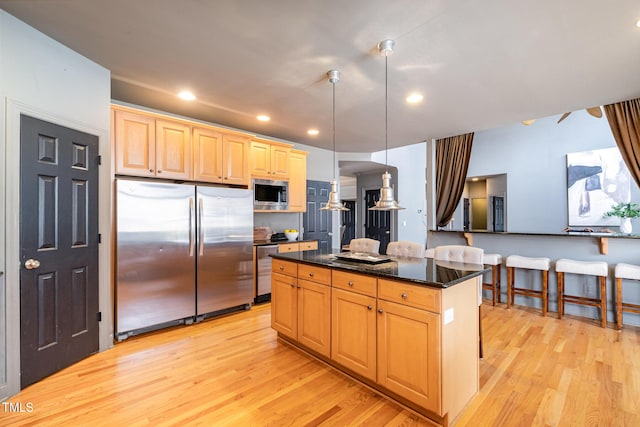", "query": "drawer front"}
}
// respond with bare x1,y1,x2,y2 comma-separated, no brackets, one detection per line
299,241,318,251
332,270,377,297
298,264,331,285
272,259,298,277
378,279,441,313
278,243,300,253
